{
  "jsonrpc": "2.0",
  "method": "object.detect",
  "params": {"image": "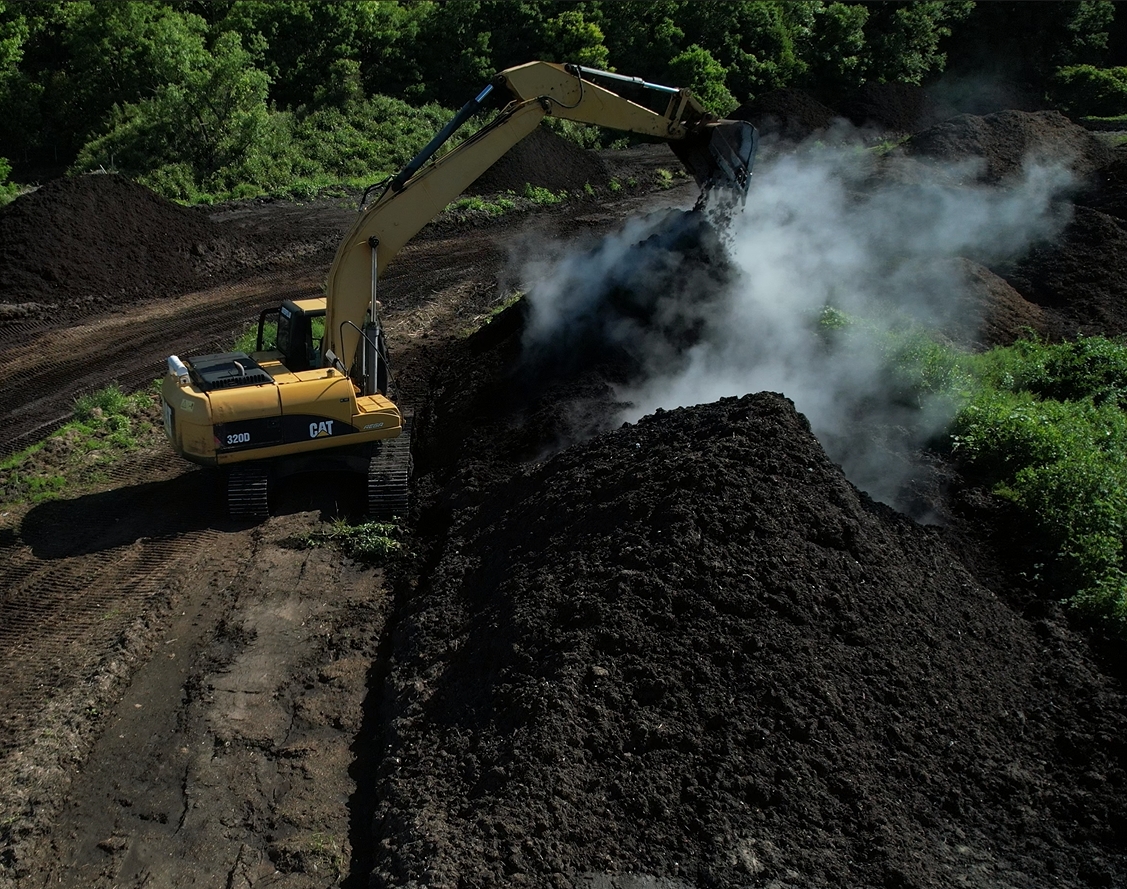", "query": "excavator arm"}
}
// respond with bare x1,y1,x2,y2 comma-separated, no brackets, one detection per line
322,60,757,388
160,60,756,519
